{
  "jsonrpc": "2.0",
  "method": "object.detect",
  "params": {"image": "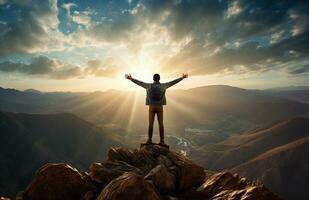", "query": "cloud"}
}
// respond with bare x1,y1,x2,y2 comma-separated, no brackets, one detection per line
51,65,83,80
0,0,309,79
85,58,121,77
86,12,140,43
0,56,56,74
153,0,309,76
286,64,309,75
72,11,91,26
0,56,81,79
0,0,64,55
0,56,121,79
70,0,308,77
62,3,91,26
